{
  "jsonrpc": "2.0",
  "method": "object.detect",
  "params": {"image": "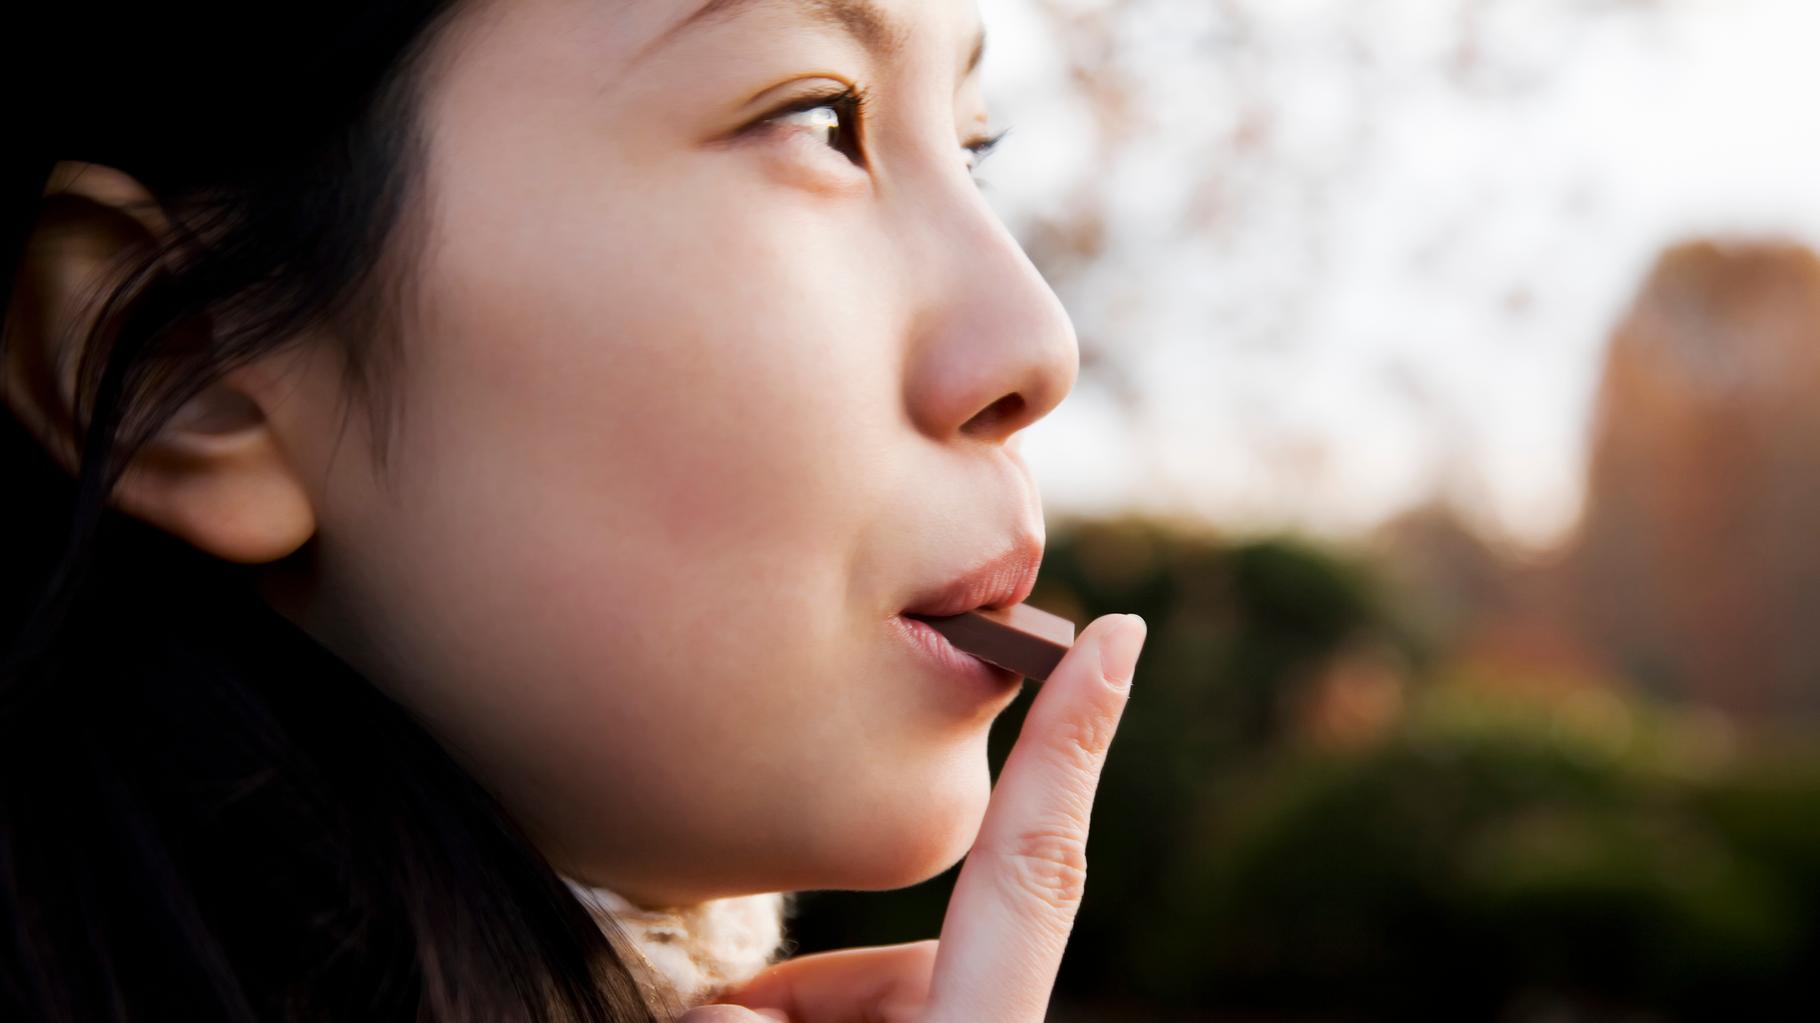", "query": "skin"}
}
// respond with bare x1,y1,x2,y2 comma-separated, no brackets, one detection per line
7,0,1148,1018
